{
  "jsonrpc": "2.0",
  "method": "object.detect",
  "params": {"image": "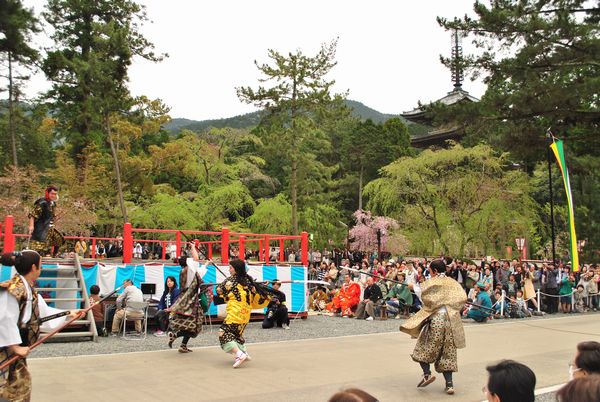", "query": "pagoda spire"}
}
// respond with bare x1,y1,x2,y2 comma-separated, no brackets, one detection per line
451,30,464,90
